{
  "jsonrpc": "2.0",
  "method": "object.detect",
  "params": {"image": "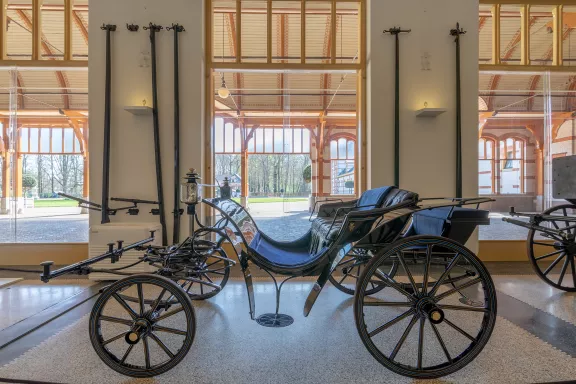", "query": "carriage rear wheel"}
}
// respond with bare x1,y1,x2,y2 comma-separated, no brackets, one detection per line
527,204,576,292
354,235,497,379
329,248,398,295
89,275,196,378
